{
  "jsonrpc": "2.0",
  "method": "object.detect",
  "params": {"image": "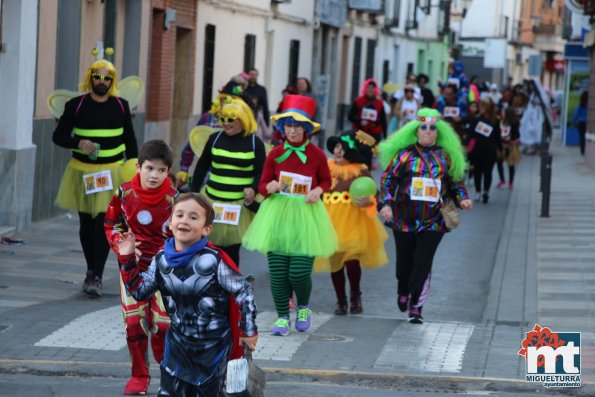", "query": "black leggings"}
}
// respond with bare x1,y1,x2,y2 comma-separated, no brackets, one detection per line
393,231,444,307
473,154,496,193
496,160,515,184
578,121,587,155
78,212,110,279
